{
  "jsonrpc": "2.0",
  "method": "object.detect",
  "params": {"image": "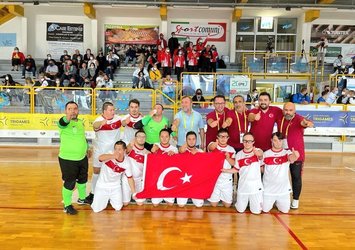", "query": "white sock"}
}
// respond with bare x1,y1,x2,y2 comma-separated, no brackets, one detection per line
91,173,99,194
